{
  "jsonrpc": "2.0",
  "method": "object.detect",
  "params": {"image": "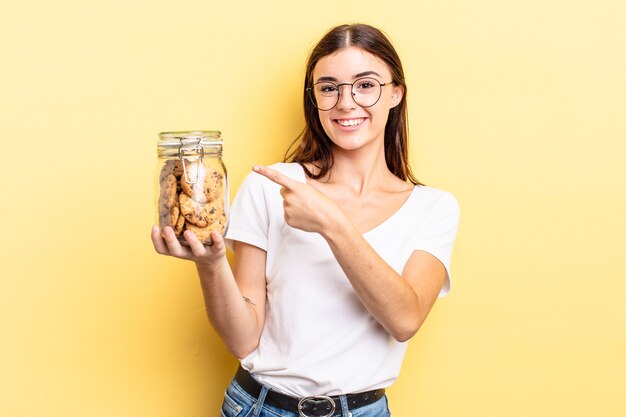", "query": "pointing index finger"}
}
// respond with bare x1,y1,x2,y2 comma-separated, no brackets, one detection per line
253,165,299,189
